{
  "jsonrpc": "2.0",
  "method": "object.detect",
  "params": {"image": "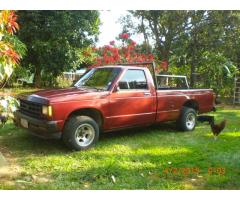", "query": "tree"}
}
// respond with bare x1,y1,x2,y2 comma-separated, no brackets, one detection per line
121,10,239,92
0,10,26,88
220,11,240,69
177,11,238,87
17,11,100,87
89,33,157,71
174,11,209,87
121,11,189,66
